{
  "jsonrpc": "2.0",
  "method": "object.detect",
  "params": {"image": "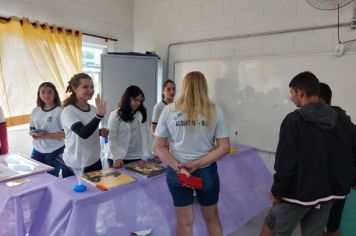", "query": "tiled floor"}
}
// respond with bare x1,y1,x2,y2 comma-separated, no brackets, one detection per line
229,209,268,236
229,208,301,236
7,125,302,236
